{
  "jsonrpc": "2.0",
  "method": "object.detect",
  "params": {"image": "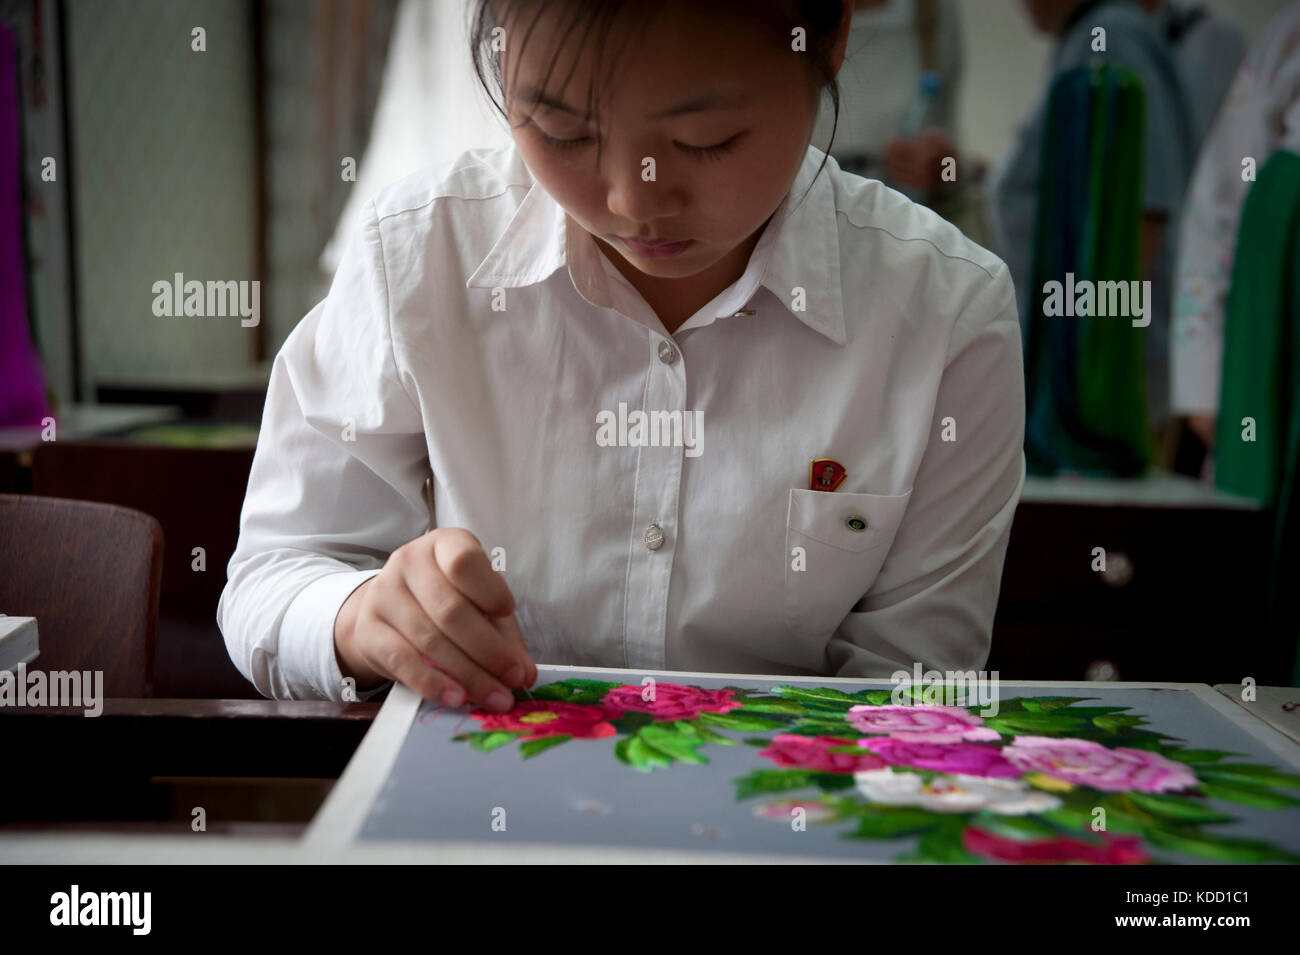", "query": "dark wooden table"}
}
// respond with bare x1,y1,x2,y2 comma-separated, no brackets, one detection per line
1,699,380,832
